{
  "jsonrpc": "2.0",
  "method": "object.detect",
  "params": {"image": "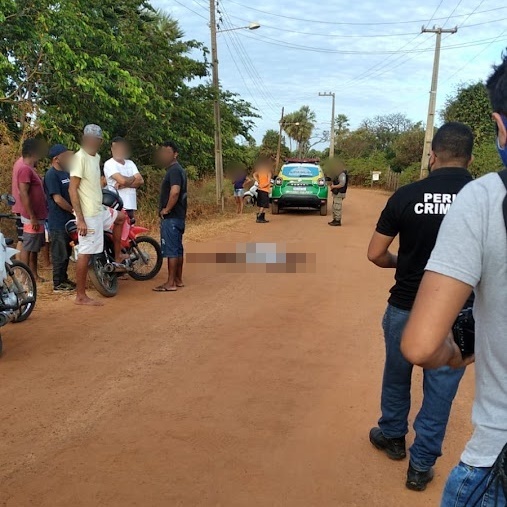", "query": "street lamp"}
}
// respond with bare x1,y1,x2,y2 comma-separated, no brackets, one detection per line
209,2,261,212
